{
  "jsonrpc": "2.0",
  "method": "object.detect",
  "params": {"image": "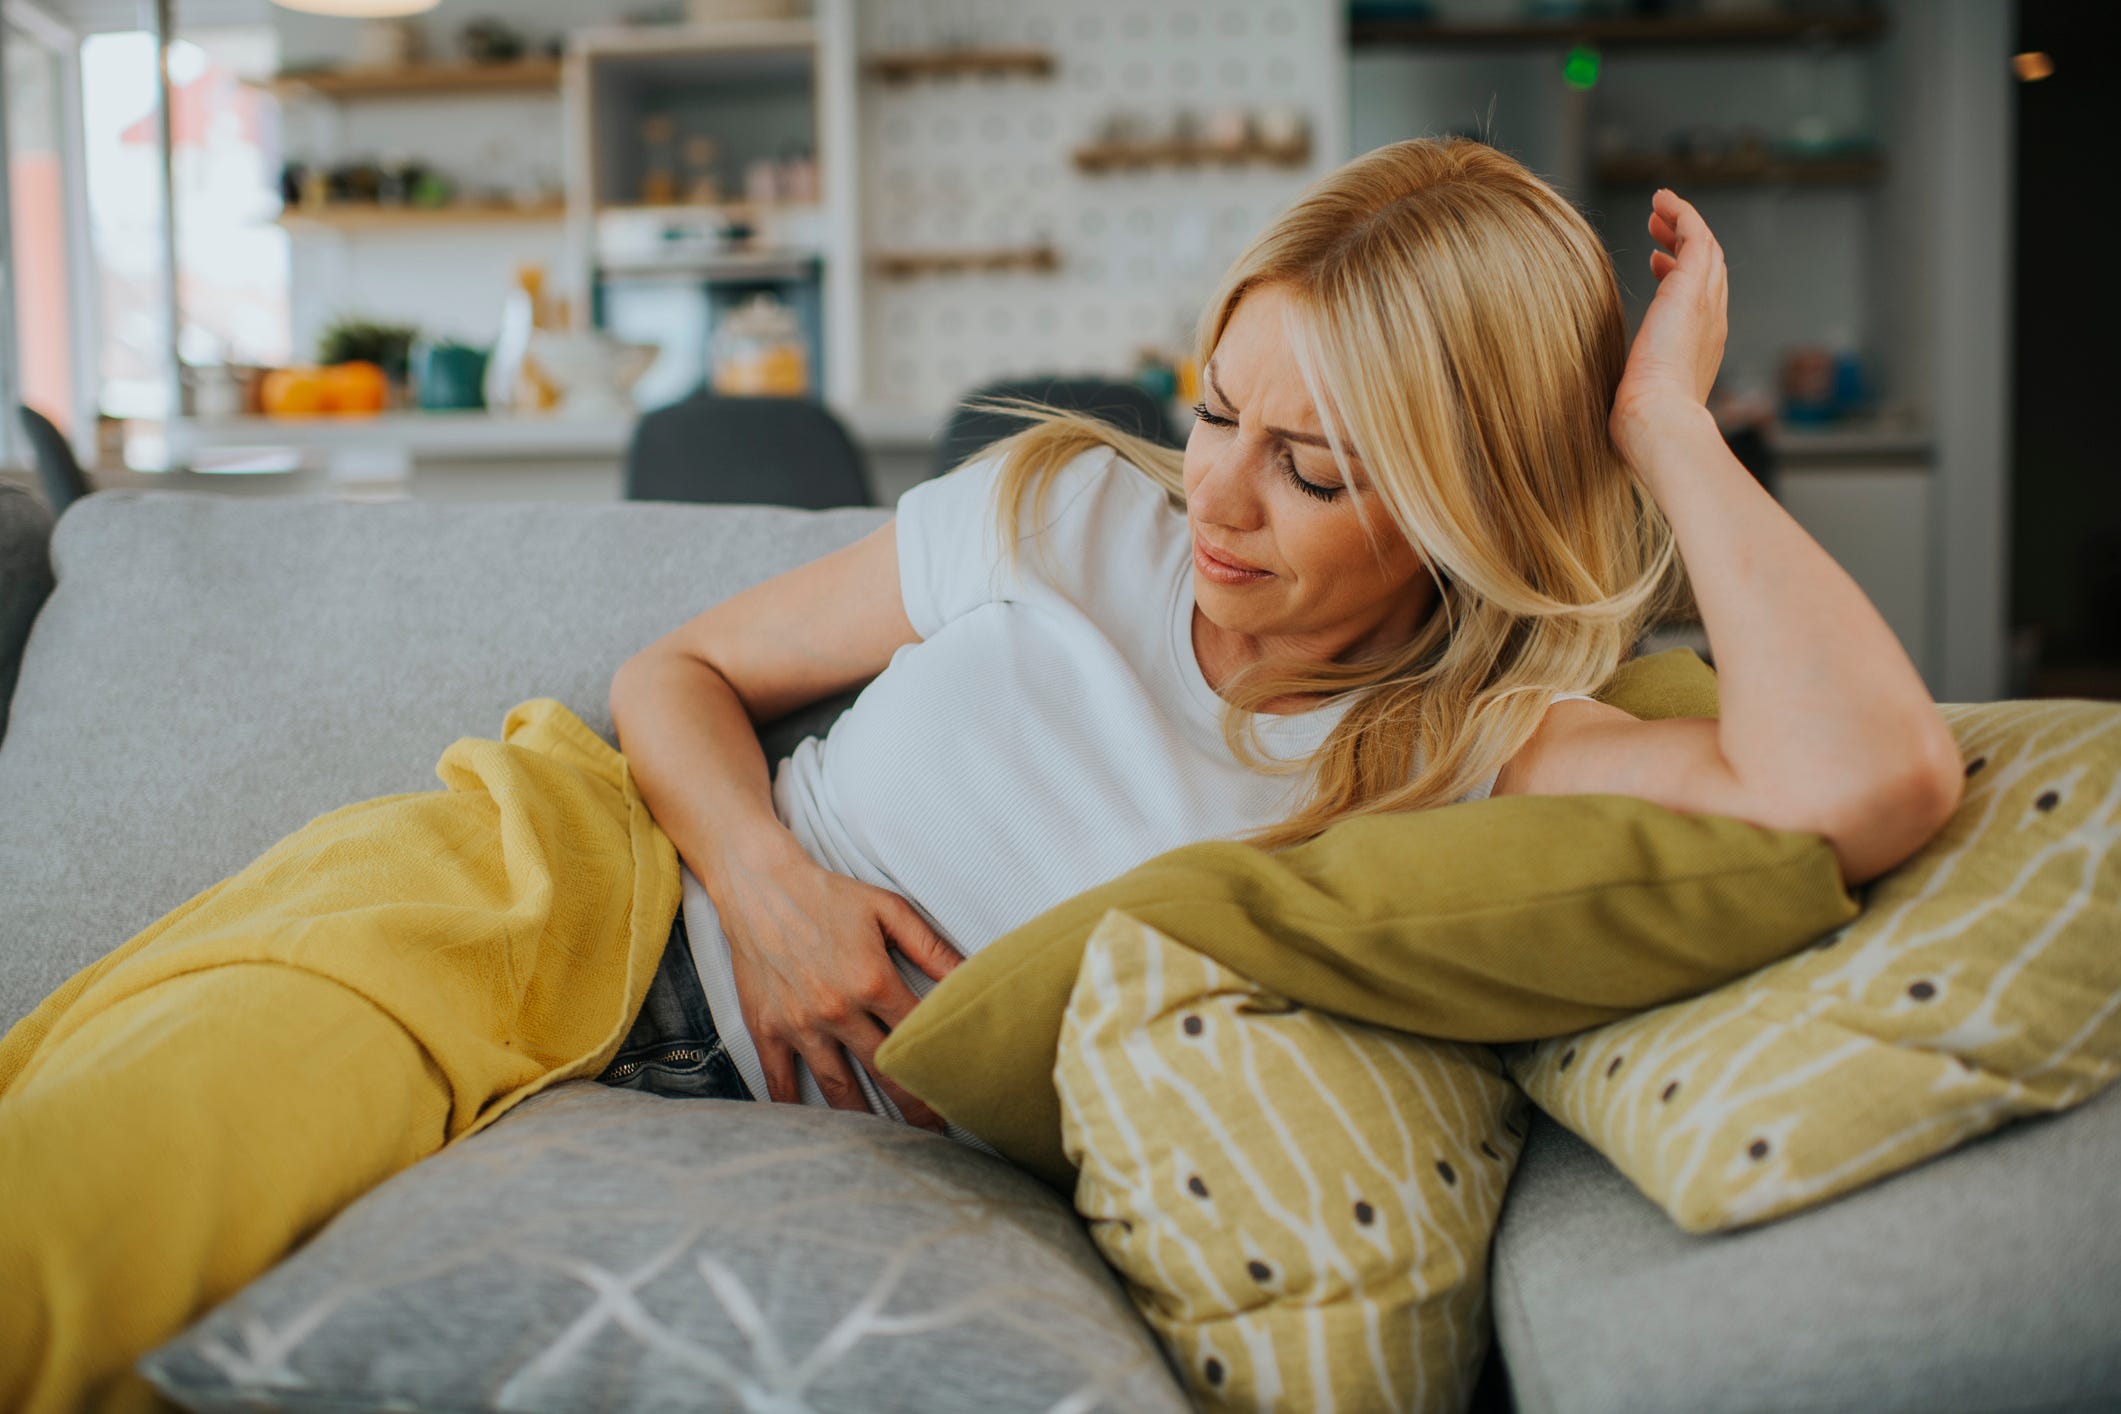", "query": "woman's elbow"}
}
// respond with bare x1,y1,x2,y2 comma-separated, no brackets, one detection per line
608,650,655,729
1818,729,1967,888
